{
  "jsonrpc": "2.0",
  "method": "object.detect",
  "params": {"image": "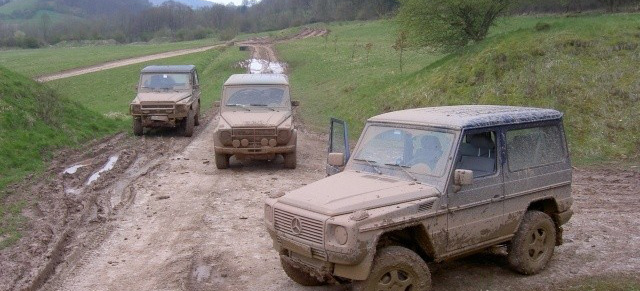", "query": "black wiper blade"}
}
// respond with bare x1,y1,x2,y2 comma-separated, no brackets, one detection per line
354,158,382,175
249,104,275,111
385,163,418,182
